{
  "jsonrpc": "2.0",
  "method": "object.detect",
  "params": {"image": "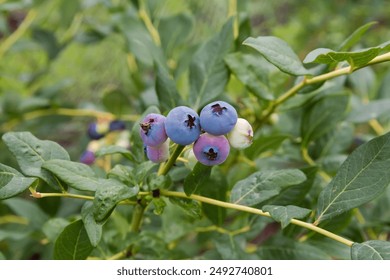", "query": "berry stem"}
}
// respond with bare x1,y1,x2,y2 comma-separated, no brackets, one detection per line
159,189,354,247
130,202,146,232
258,51,390,128
157,144,185,176
0,9,37,60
